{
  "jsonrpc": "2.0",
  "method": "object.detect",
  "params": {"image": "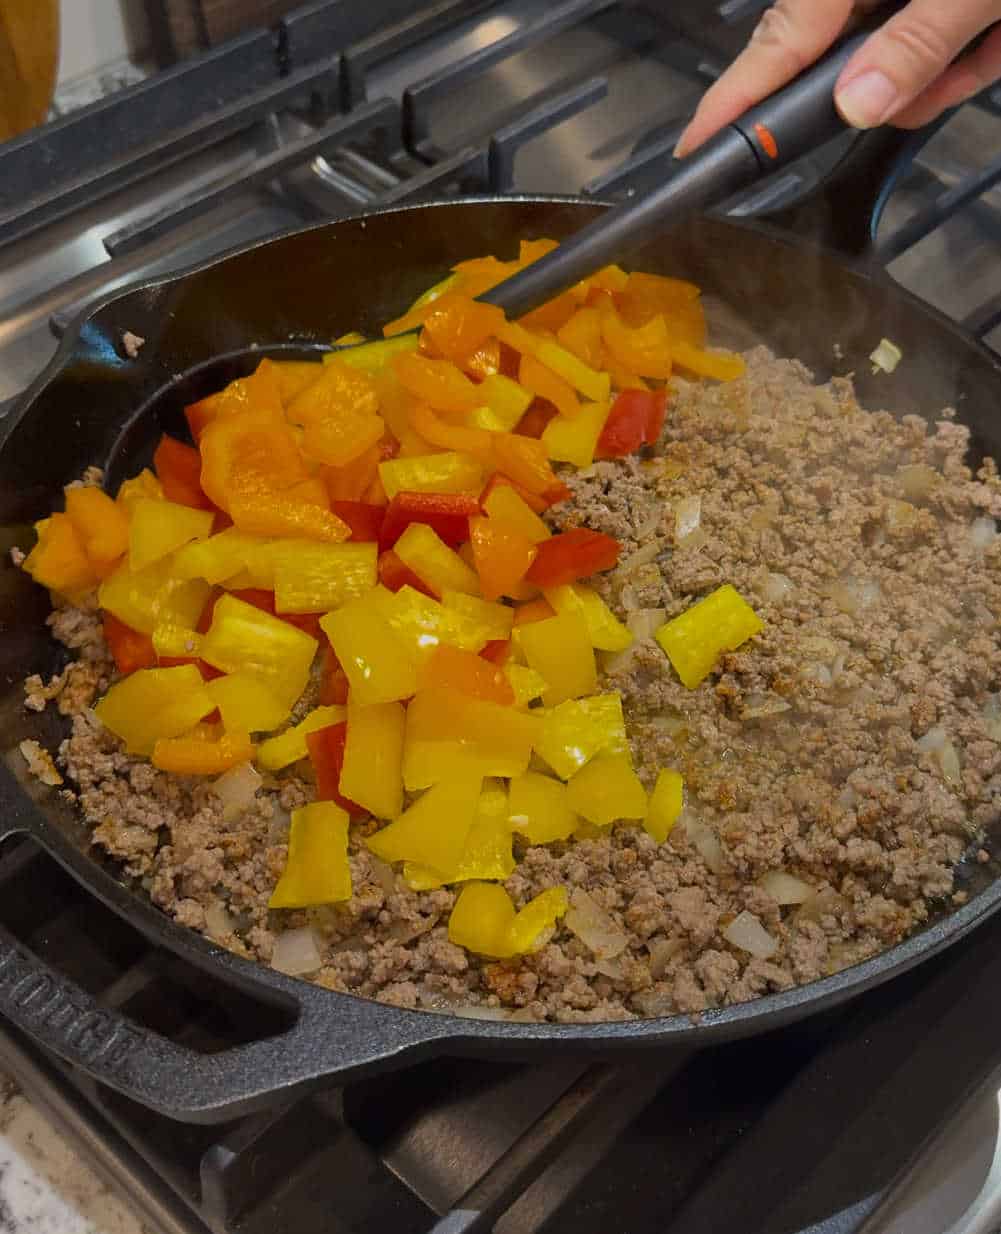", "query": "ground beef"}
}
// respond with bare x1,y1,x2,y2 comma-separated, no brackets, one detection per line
24,349,1001,1023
